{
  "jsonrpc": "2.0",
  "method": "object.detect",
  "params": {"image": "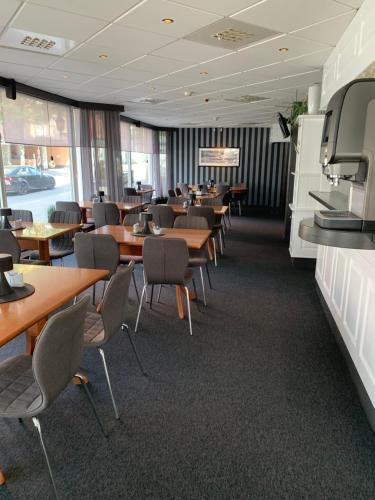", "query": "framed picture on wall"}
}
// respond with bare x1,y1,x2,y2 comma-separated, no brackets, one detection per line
198,147,240,167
